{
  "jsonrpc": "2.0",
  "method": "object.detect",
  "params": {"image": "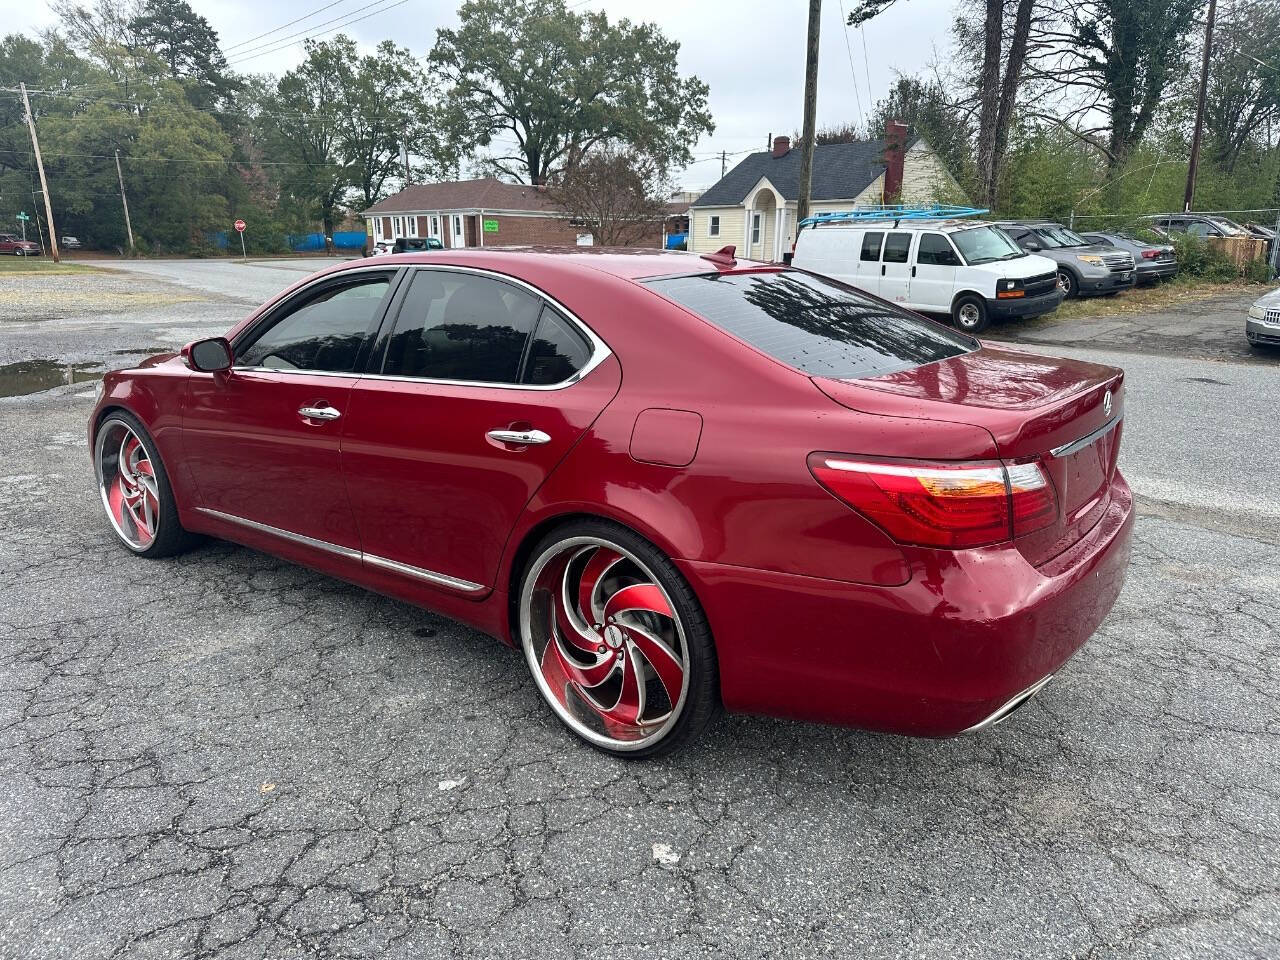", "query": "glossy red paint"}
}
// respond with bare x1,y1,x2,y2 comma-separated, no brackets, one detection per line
89,247,1135,737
